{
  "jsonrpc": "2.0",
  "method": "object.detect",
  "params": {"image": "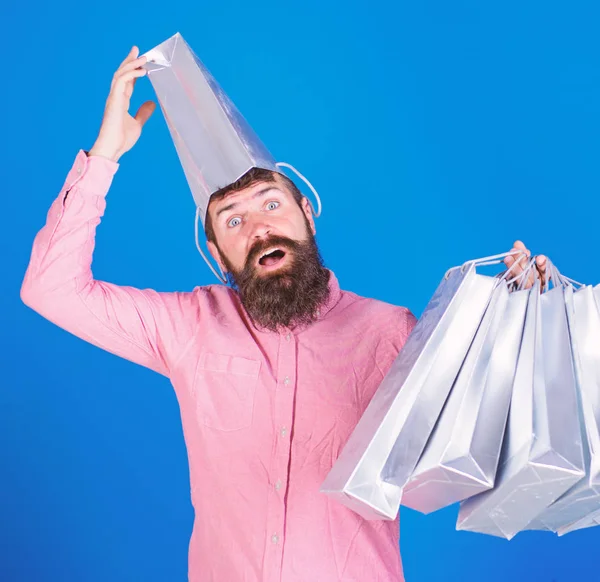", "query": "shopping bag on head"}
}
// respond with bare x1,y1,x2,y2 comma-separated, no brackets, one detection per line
457,271,585,540
402,280,528,514
142,32,279,225
528,280,600,533
321,253,510,520
141,33,322,282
